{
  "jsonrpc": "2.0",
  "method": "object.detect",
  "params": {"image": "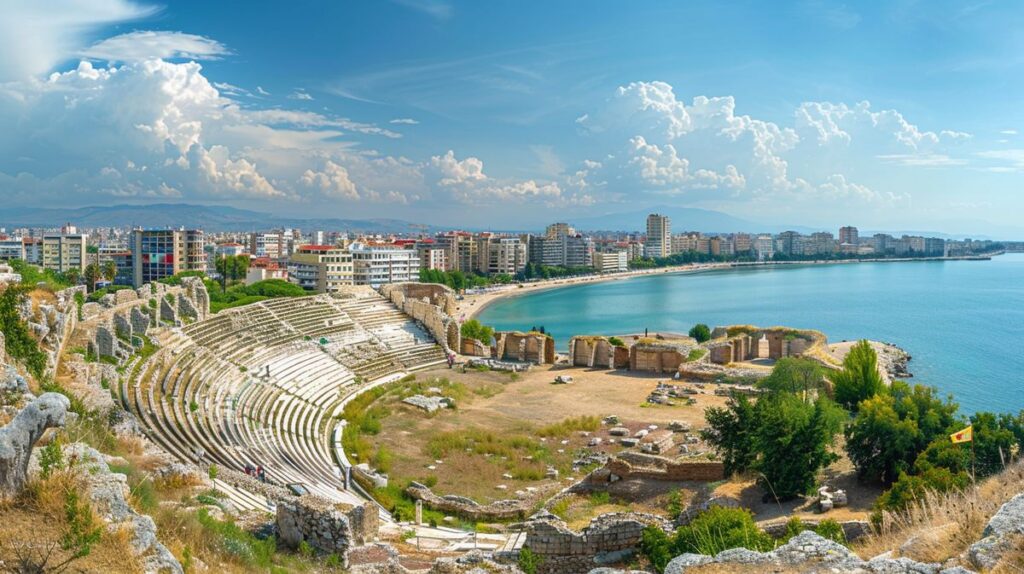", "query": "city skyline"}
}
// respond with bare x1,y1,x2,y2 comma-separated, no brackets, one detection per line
3,1,1024,235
